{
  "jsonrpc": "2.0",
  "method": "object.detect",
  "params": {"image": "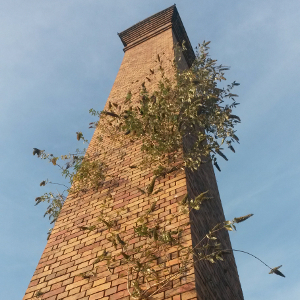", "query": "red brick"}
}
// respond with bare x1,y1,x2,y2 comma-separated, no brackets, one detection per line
41,287,65,299
88,291,104,300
